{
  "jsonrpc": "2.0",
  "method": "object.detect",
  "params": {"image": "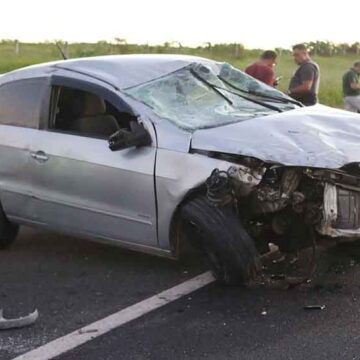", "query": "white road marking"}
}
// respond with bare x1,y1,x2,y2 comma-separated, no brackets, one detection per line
13,271,215,360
